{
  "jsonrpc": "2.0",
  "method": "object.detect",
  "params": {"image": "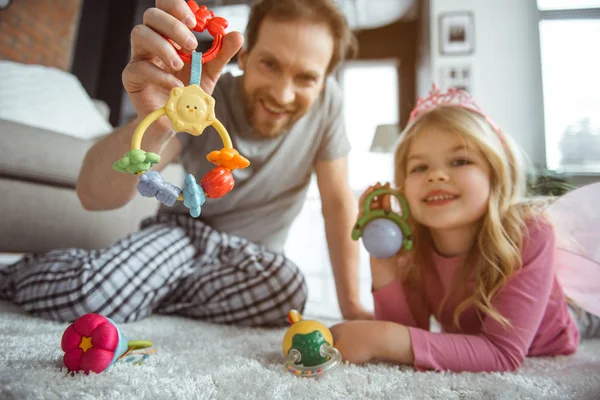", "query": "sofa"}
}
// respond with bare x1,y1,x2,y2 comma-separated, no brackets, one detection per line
0,61,182,254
